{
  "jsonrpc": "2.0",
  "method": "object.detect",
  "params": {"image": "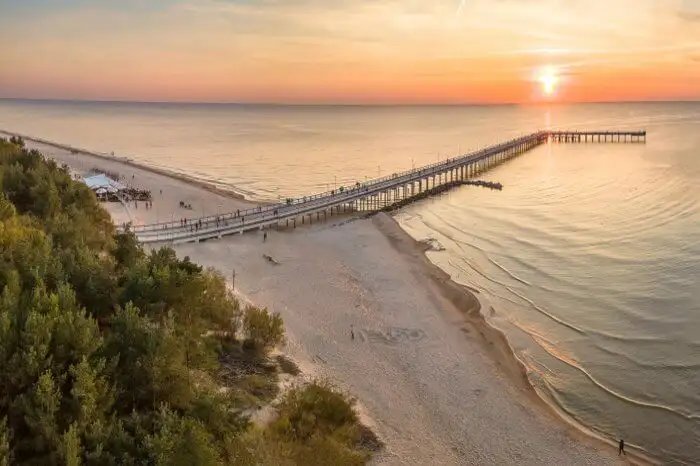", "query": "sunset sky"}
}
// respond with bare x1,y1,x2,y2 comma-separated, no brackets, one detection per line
1,0,699,104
